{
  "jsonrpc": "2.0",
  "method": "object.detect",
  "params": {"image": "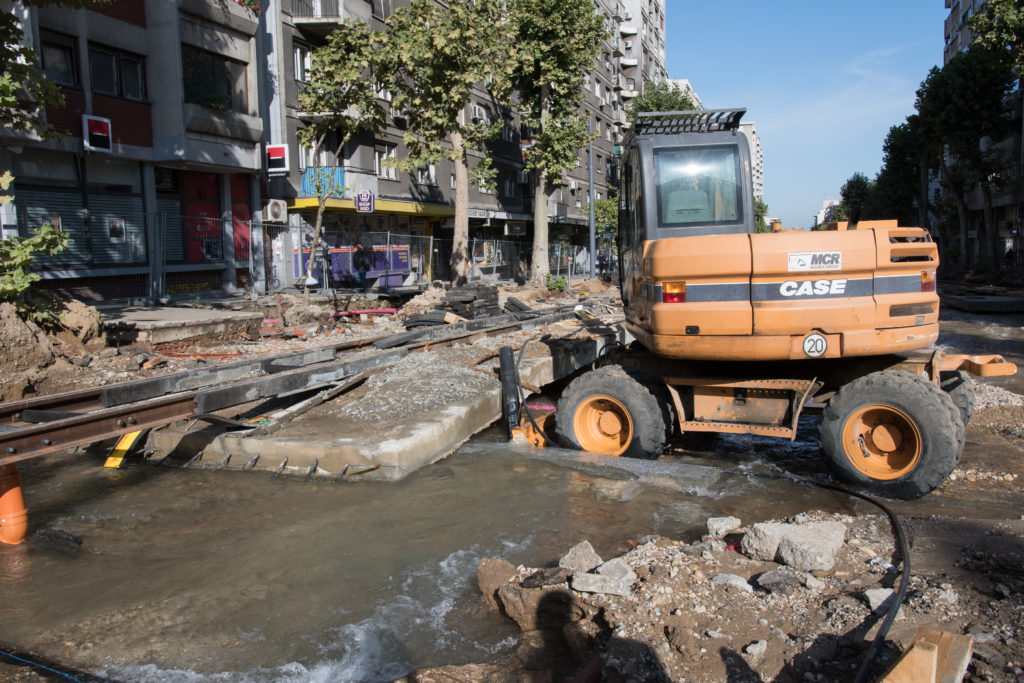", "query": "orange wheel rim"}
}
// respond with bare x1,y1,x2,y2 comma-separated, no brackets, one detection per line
573,395,633,456
840,404,922,480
